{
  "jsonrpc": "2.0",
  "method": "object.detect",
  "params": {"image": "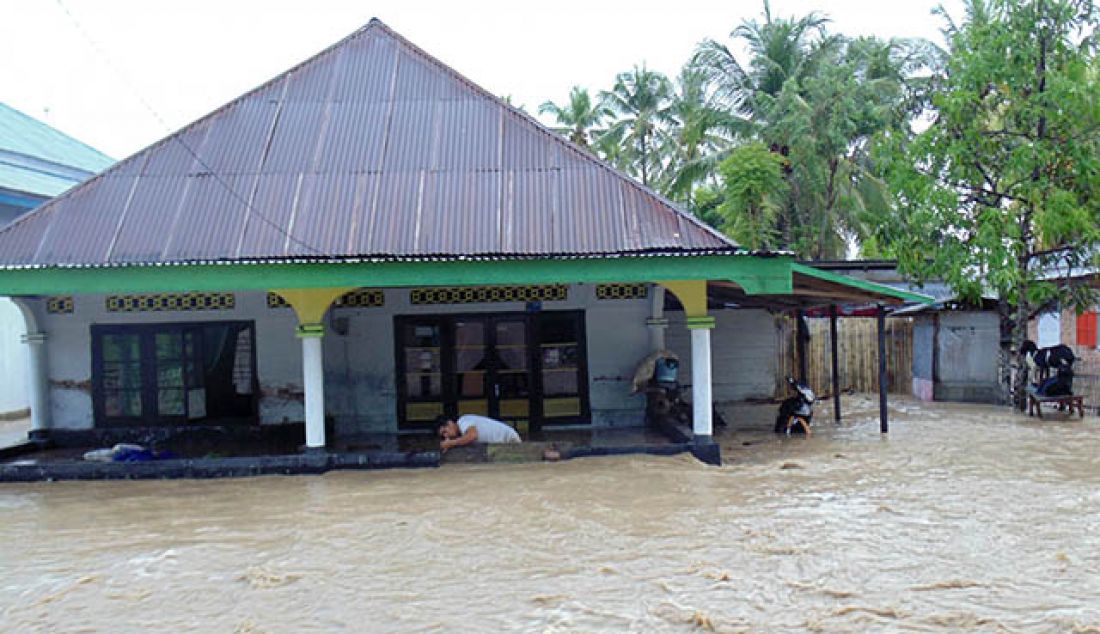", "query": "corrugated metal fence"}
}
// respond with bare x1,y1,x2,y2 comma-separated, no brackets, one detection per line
776,316,913,397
